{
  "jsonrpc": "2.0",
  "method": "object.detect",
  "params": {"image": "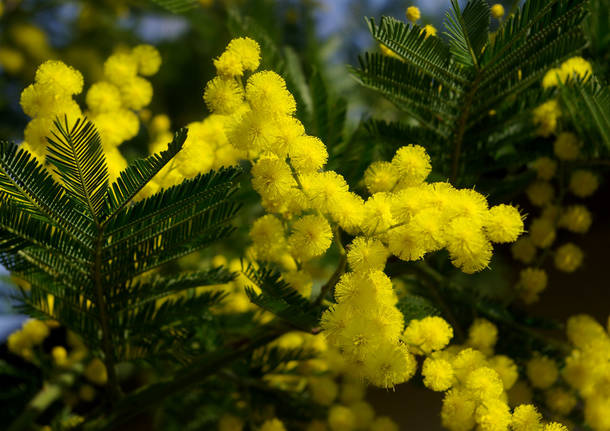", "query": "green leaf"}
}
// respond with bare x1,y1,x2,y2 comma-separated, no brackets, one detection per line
46,116,108,222
444,0,490,68
104,128,187,219
396,294,441,324
244,264,324,331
